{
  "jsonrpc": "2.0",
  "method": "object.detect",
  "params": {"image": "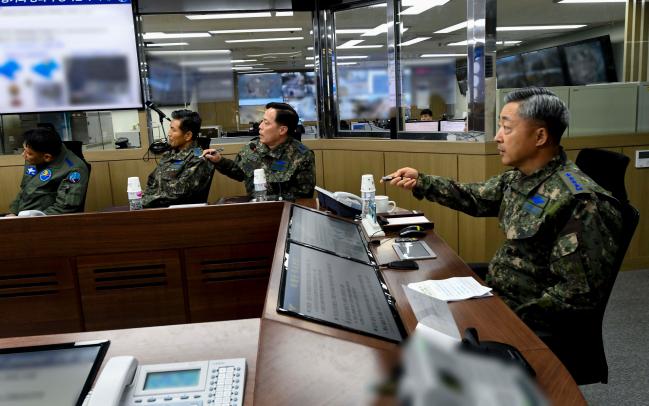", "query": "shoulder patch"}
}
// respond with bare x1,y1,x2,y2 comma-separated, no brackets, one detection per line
297,143,307,154
67,171,82,184
193,147,202,157
39,169,52,182
26,165,37,176
560,171,590,195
